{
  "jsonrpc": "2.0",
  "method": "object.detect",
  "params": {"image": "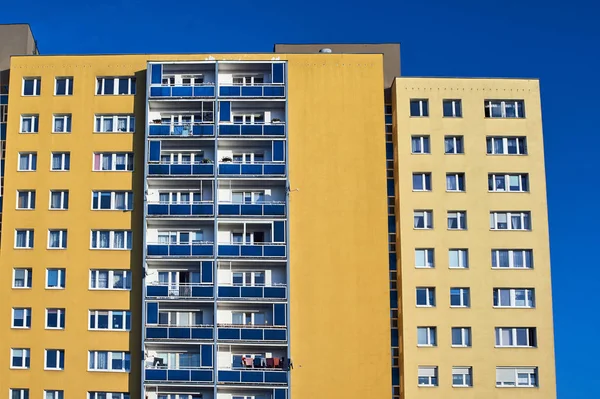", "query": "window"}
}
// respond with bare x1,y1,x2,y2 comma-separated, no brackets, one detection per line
496,367,538,387
488,173,529,192
90,270,132,290
494,288,535,308
443,99,462,117
452,367,472,387
23,77,41,96
12,308,31,328
414,210,433,229
48,230,68,249
411,136,430,154
449,249,469,269
15,229,34,249
49,191,69,210
415,249,434,268
495,327,537,347
232,271,266,286
88,393,130,399
485,100,525,118
96,77,136,95
446,173,465,192
18,152,37,171
410,99,429,117
46,308,66,329
450,288,470,307
20,114,38,133
92,191,133,210
412,173,432,191
16,190,35,209
444,136,464,154
492,249,533,269
52,115,72,133
418,366,438,386
10,390,29,399
89,310,131,331
94,115,135,133
88,351,131,372
44,391,64,399
13,268,32,288
486,136,527,155
451,327,472,347
232,75,263,85
490,212,531,231
45,349,65,370
46,268,66,289
93,153,134,171
90,230,133,250
416,287,435,307
447,211,467,230
51,152,70,171
11,349,30,369
417,327,437,346
55,77,74,95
